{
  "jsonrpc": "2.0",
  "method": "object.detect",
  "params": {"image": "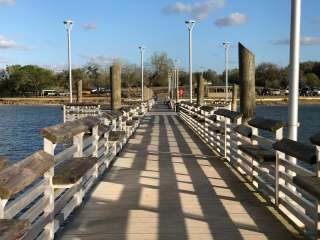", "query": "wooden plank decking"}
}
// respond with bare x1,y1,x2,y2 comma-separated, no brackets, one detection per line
58,104,300,240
